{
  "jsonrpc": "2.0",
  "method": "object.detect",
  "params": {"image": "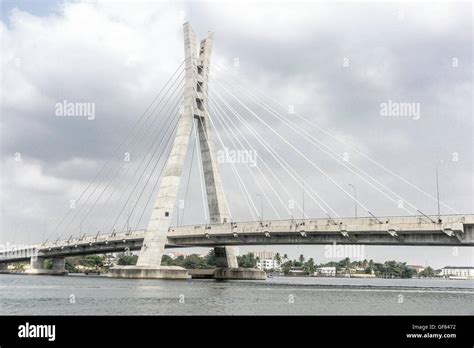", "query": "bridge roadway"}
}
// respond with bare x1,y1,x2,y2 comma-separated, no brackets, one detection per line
1,214,473,264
